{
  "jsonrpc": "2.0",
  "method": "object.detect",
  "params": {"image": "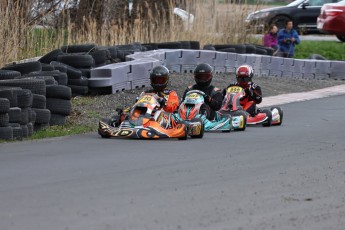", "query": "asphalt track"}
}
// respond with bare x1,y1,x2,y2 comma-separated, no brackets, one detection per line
1,87,345,230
